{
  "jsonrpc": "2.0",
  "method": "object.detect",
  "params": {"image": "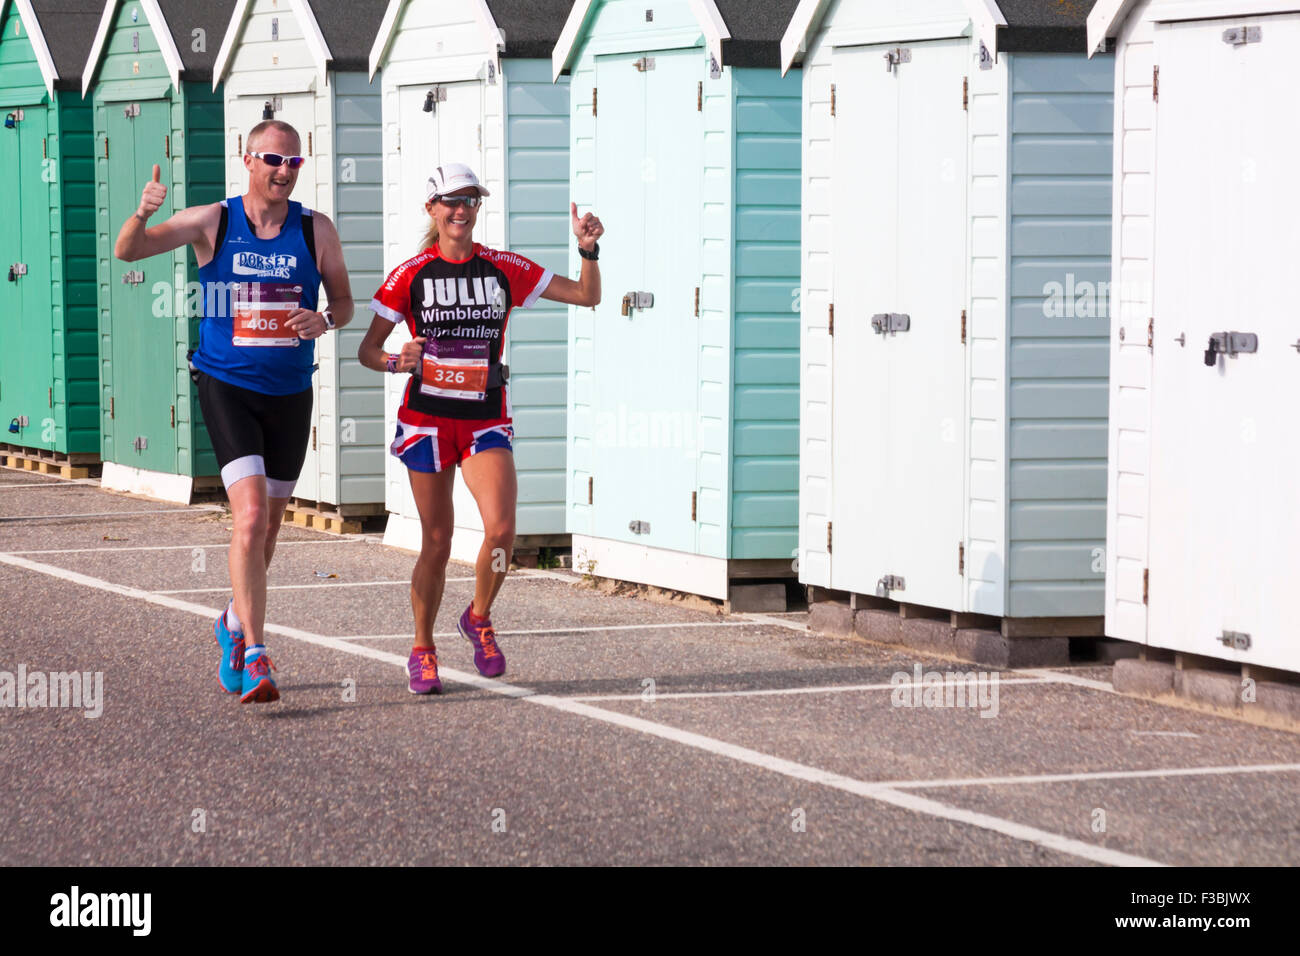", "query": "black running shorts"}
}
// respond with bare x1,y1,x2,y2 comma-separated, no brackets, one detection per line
195,371,313,496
